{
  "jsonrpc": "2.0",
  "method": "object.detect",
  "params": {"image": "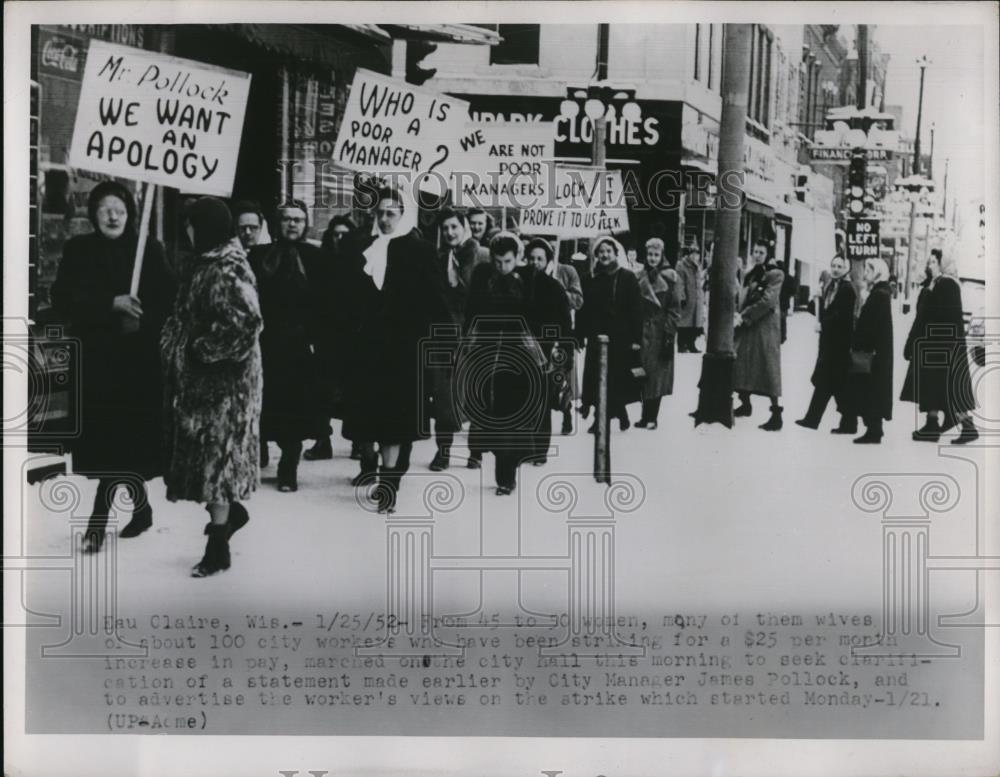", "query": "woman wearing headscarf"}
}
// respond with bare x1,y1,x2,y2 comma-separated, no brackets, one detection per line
340,185,449,513
464,233,562,493
248,200,328,492
525,237,583,436
900,249,978,444
635,238,682,429
161,198,263,577
50,181,175,553
576,235,642,431
849,258,895,444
